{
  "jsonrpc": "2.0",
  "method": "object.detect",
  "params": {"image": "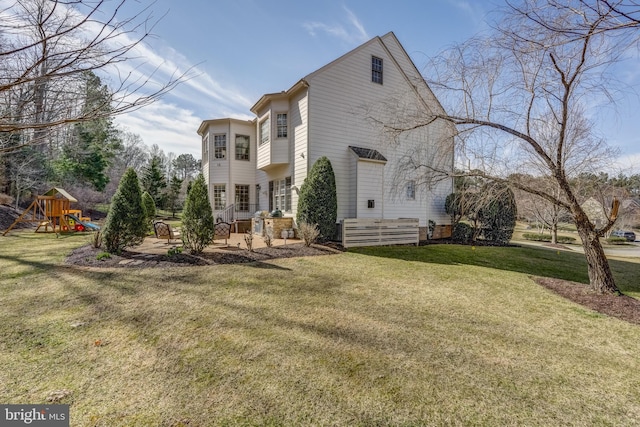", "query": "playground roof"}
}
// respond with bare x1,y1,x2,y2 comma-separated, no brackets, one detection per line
43,187,78,202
